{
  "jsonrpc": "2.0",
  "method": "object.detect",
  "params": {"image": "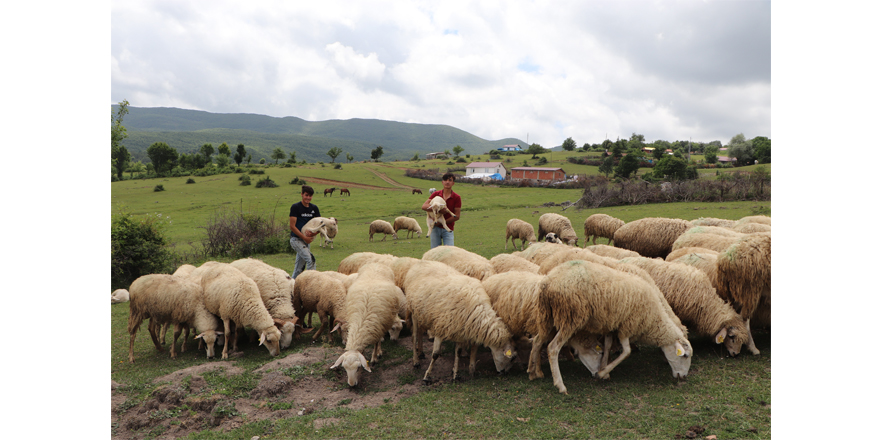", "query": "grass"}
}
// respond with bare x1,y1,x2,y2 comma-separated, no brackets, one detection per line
111,158,770,439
